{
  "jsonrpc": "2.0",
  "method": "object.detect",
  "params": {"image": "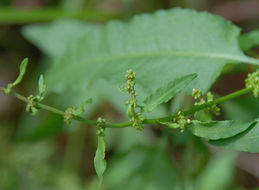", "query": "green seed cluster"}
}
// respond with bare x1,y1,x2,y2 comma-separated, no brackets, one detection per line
192,89,220,116
120,69,145,130
172,111,191,133
97,117,106,136
121,69,137,106
245,69,259,97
